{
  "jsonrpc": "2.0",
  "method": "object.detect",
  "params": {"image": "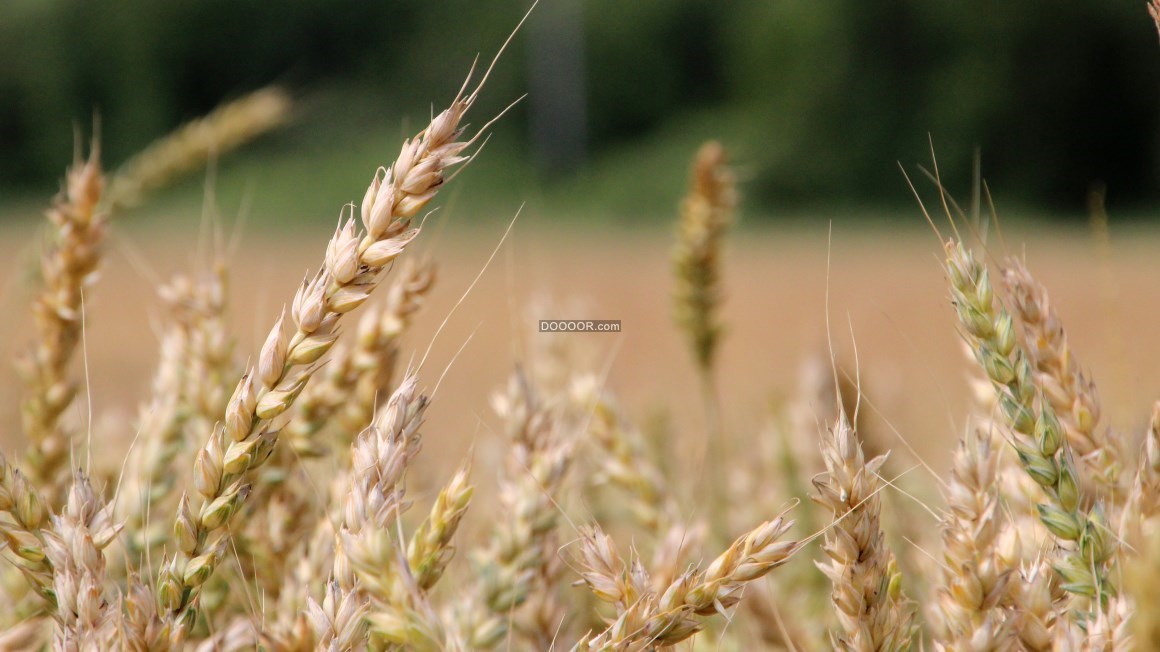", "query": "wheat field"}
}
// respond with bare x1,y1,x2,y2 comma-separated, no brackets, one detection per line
2,9,1160,651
